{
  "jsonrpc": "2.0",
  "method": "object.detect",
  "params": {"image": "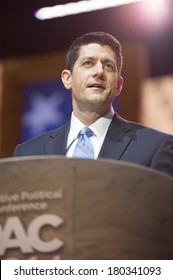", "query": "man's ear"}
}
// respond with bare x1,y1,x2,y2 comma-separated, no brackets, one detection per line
116,76,123,96
61,69,72,89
